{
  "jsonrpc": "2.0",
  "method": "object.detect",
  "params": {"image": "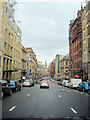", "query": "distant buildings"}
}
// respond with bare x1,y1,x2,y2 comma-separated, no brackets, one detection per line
21,45,27,79
49,54,69,79
49,60,55,78
26,48,37,79
60,54,69,79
